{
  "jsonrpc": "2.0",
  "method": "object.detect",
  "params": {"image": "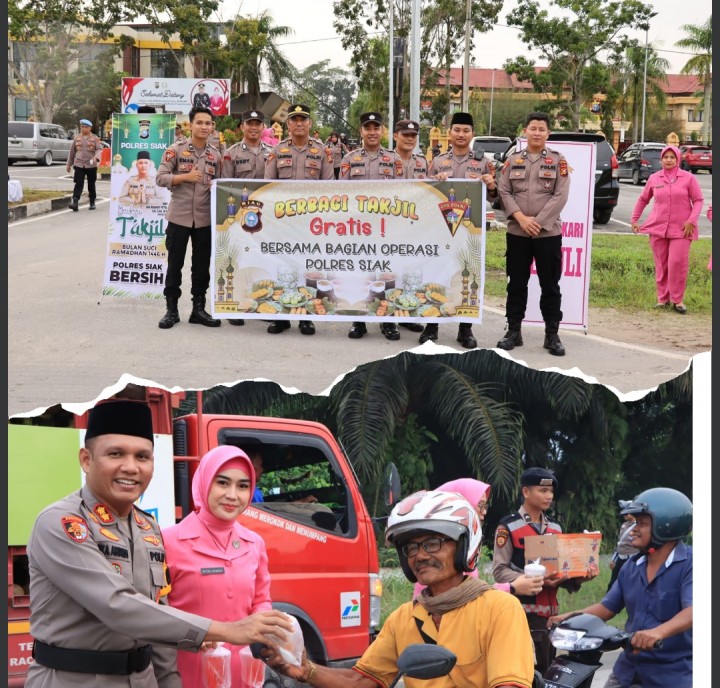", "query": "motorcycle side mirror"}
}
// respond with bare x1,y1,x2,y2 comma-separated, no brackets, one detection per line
388,644,457,688
382,462,401,508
